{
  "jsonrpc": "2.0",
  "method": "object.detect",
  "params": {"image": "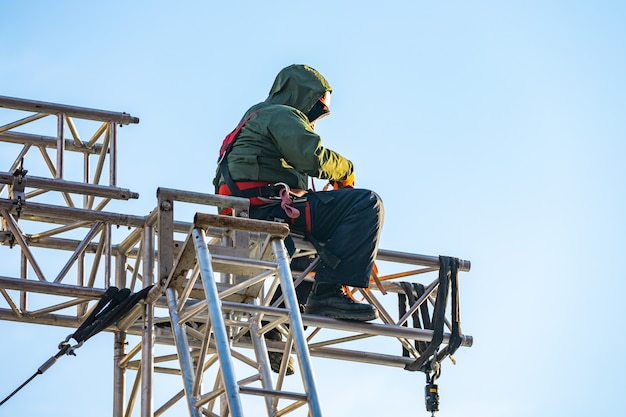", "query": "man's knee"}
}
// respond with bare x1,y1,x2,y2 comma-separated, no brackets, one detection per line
353,189,384,218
